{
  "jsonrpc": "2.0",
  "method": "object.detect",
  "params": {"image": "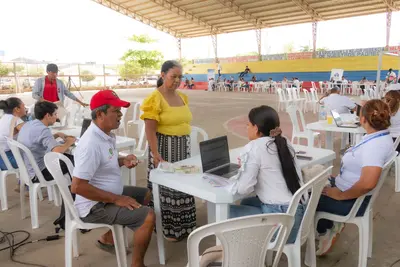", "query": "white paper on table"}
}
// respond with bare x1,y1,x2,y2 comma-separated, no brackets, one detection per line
202,173,234,187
